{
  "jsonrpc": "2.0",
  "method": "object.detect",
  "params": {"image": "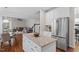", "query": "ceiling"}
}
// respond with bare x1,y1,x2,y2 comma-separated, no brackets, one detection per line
0,7,52,19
